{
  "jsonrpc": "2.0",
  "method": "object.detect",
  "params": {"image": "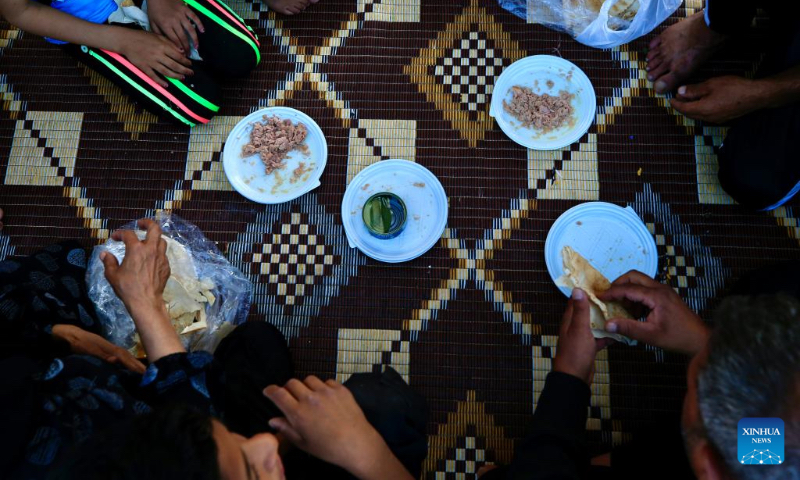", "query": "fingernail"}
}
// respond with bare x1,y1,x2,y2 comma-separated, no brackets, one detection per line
606,322,618,333
647,74,654,81
645,65,650,71
181,75,186,80
572,288,585,301
655,80,666,92
677,86,687,95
